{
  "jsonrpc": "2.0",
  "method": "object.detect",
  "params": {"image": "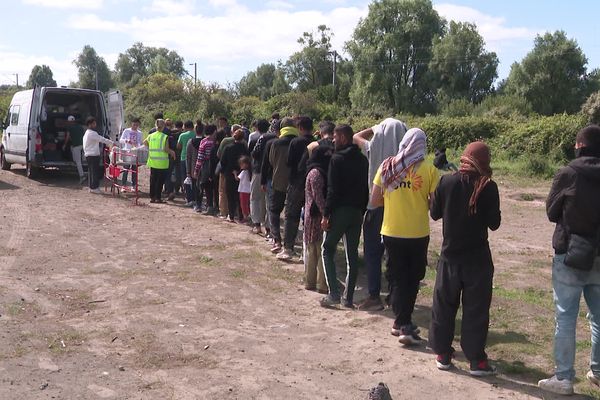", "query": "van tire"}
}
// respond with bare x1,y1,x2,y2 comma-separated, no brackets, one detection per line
26,161,38,179
0,147,11,170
